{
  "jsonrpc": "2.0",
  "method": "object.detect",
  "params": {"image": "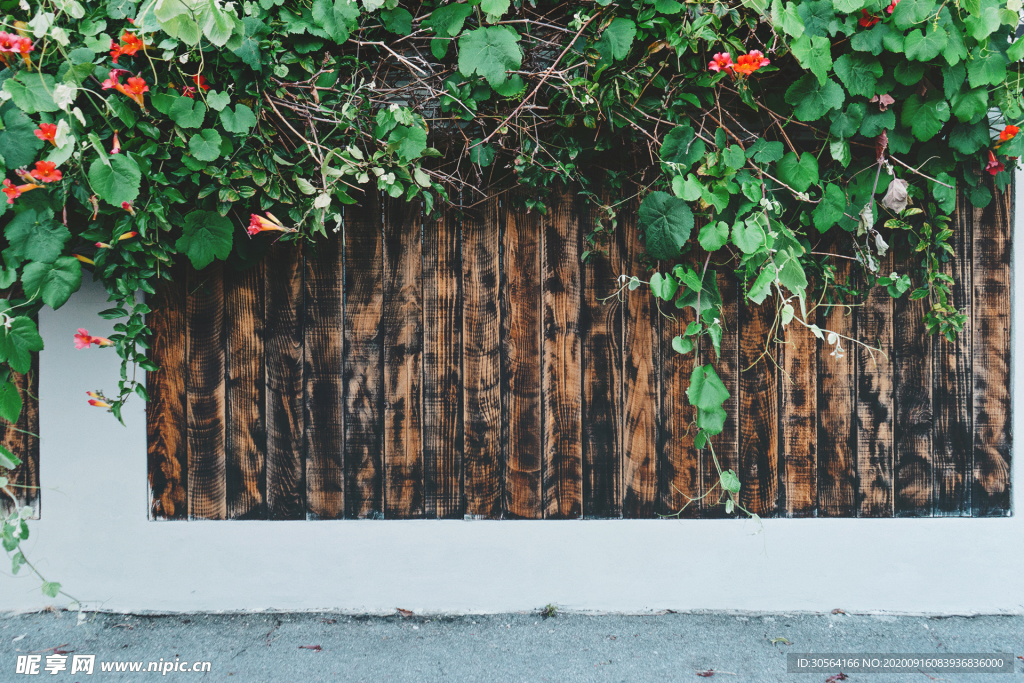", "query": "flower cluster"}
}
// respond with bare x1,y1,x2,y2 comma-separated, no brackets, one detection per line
707,50,770,77
0,32,32,68
74,329,113,349
1,162,63,203
109,32,147,63
101,69,149,109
